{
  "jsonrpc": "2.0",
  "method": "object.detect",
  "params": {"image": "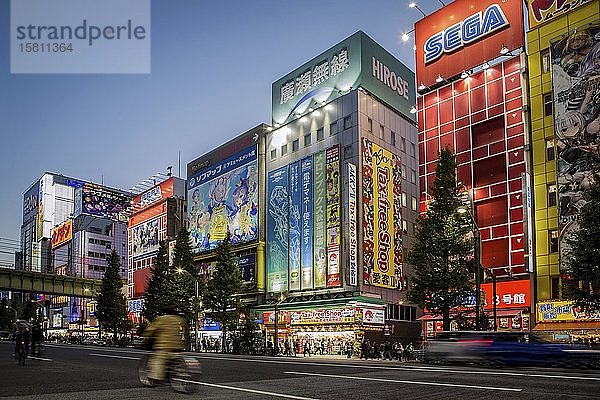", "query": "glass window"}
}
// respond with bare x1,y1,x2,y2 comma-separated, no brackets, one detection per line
402,192,407,207
292,139,299,152
549,229,559,253
543,93,553,117
411,169,416,184
317,128,324,141
367,118,373,132
541,49,551,74
548,184,557,207
304,132,312,146
391,131,396,146
411,196,417,211
330,121,338,135
343,116,352,130
402,219,408,233
379,124,384,139
546,139,555,161
401,137,406,152
281,144,288,155
401,165,407,179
